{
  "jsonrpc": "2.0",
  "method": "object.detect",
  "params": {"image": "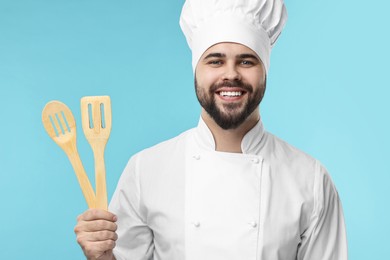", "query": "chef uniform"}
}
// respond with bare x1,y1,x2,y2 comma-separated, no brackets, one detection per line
109,0,348,259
